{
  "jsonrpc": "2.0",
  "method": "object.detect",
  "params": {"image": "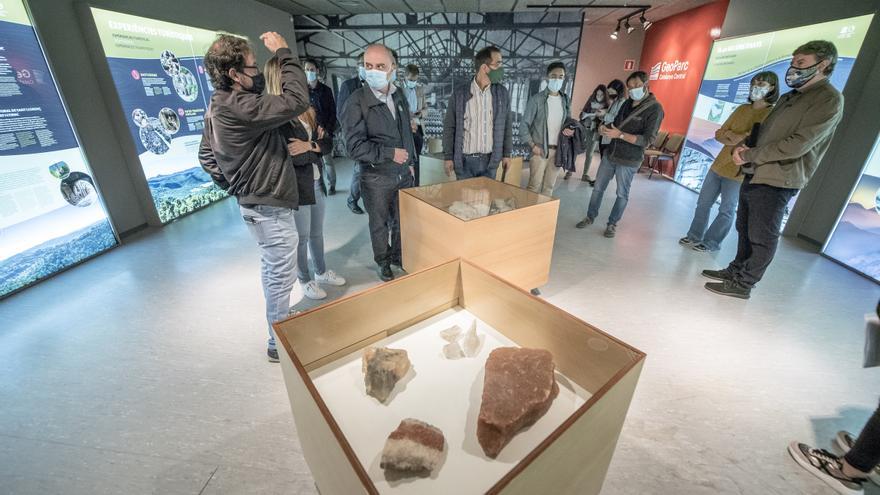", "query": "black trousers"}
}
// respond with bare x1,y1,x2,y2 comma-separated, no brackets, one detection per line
725,175,797,289
348,162,361,205
845,400,880,473
412,125,424,187
360,170,413,266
